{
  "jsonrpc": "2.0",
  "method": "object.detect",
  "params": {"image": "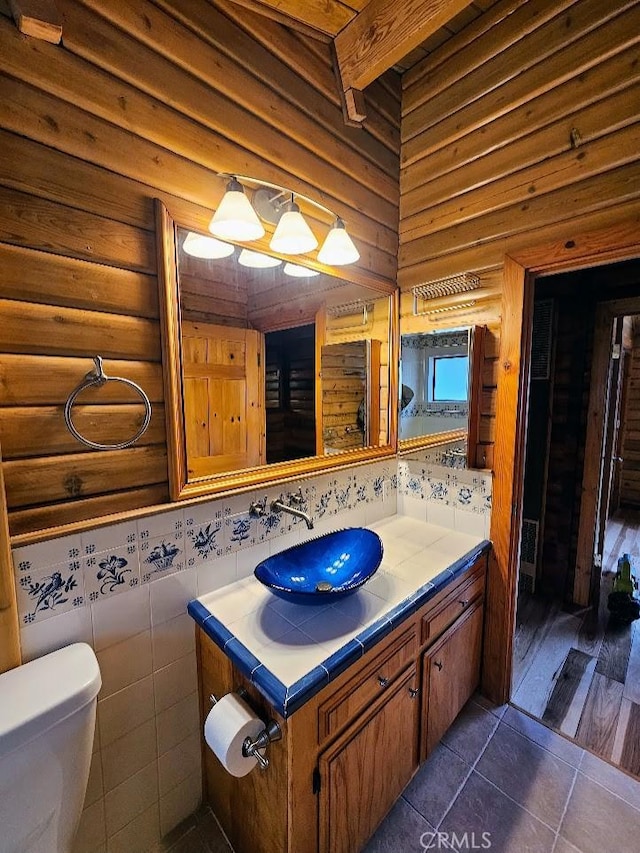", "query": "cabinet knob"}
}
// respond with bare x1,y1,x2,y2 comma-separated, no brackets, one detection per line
377,675,389,688
459,599,469,608
433,660,443,671
408,687,419,699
